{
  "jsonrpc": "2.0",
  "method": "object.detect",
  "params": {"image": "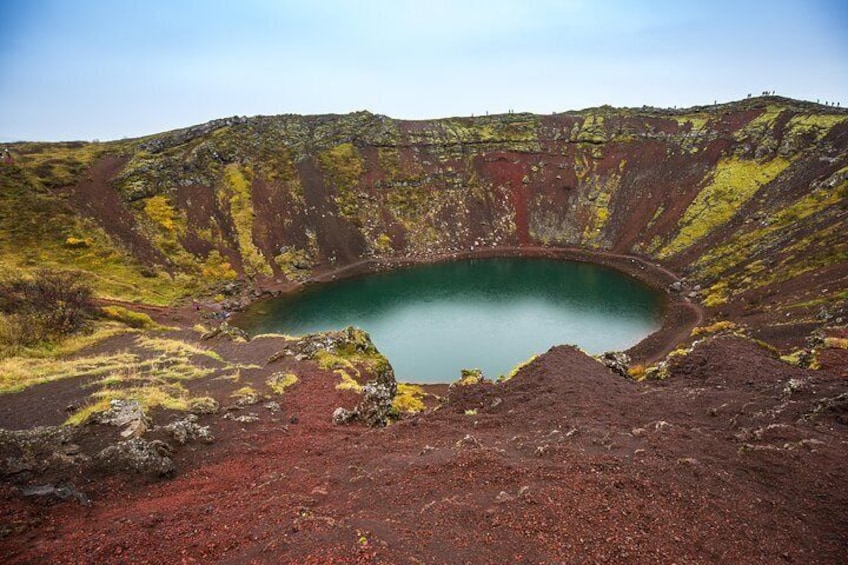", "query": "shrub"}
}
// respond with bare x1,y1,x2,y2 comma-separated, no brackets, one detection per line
0,270,96,346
